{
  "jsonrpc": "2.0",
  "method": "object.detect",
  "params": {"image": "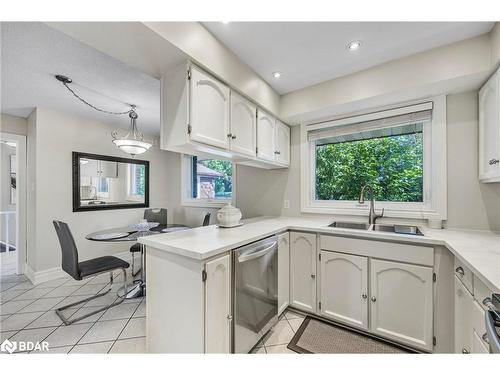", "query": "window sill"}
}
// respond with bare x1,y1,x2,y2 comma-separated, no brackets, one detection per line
181,199,230,209
301,204,442,220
